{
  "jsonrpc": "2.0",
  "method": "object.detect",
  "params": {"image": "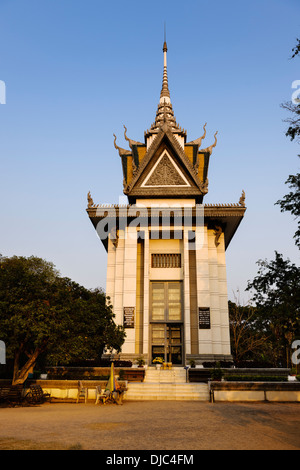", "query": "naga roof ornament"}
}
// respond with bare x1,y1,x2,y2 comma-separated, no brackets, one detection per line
201,131,218,155
123,125,143,148
187,123,207,147
239,190,246,207
113,133,131,156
